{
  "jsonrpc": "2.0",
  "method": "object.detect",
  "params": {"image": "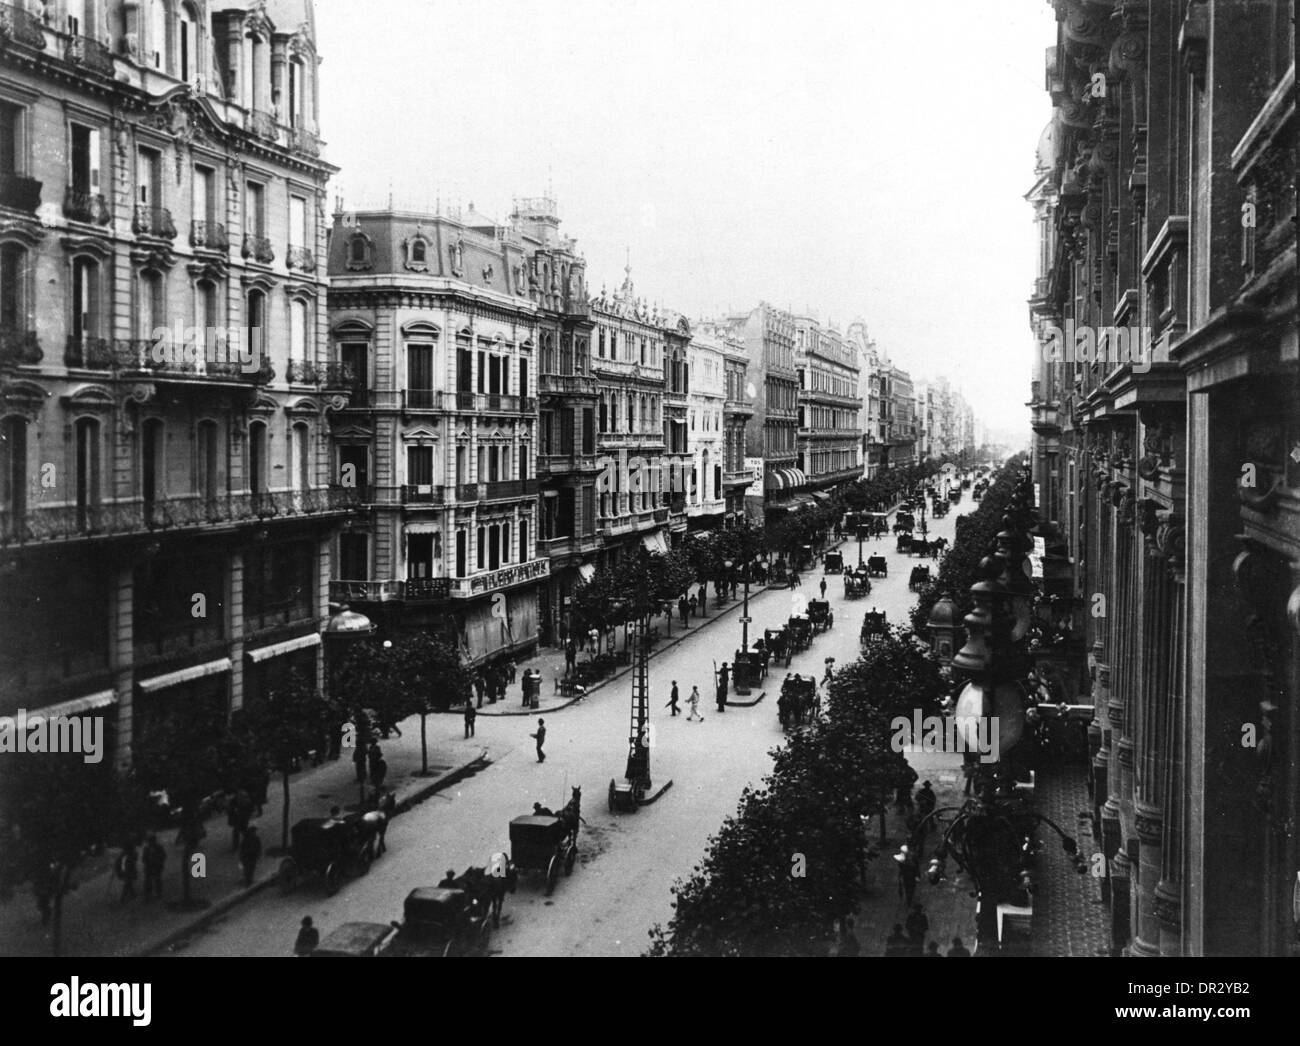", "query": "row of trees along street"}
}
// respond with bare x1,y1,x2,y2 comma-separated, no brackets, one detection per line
647,458,1020,956
0,632,469,955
